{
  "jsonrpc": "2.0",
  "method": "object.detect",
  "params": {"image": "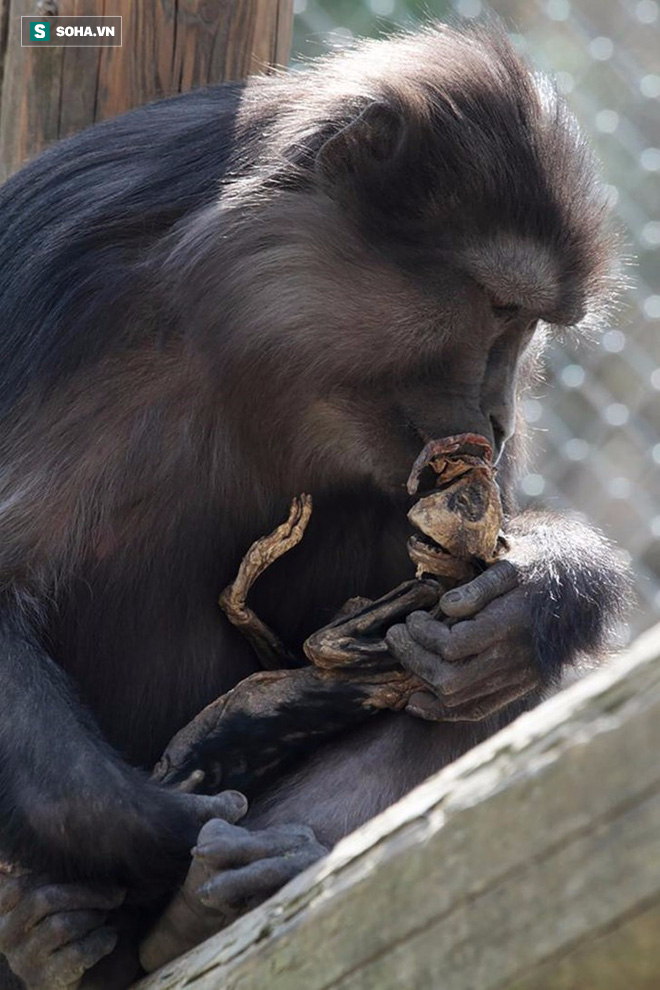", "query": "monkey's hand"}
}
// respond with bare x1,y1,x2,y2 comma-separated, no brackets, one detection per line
0,790,249,989
385,560,541,721
389,511,630,722
0,871,126,990
139,820,326,973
